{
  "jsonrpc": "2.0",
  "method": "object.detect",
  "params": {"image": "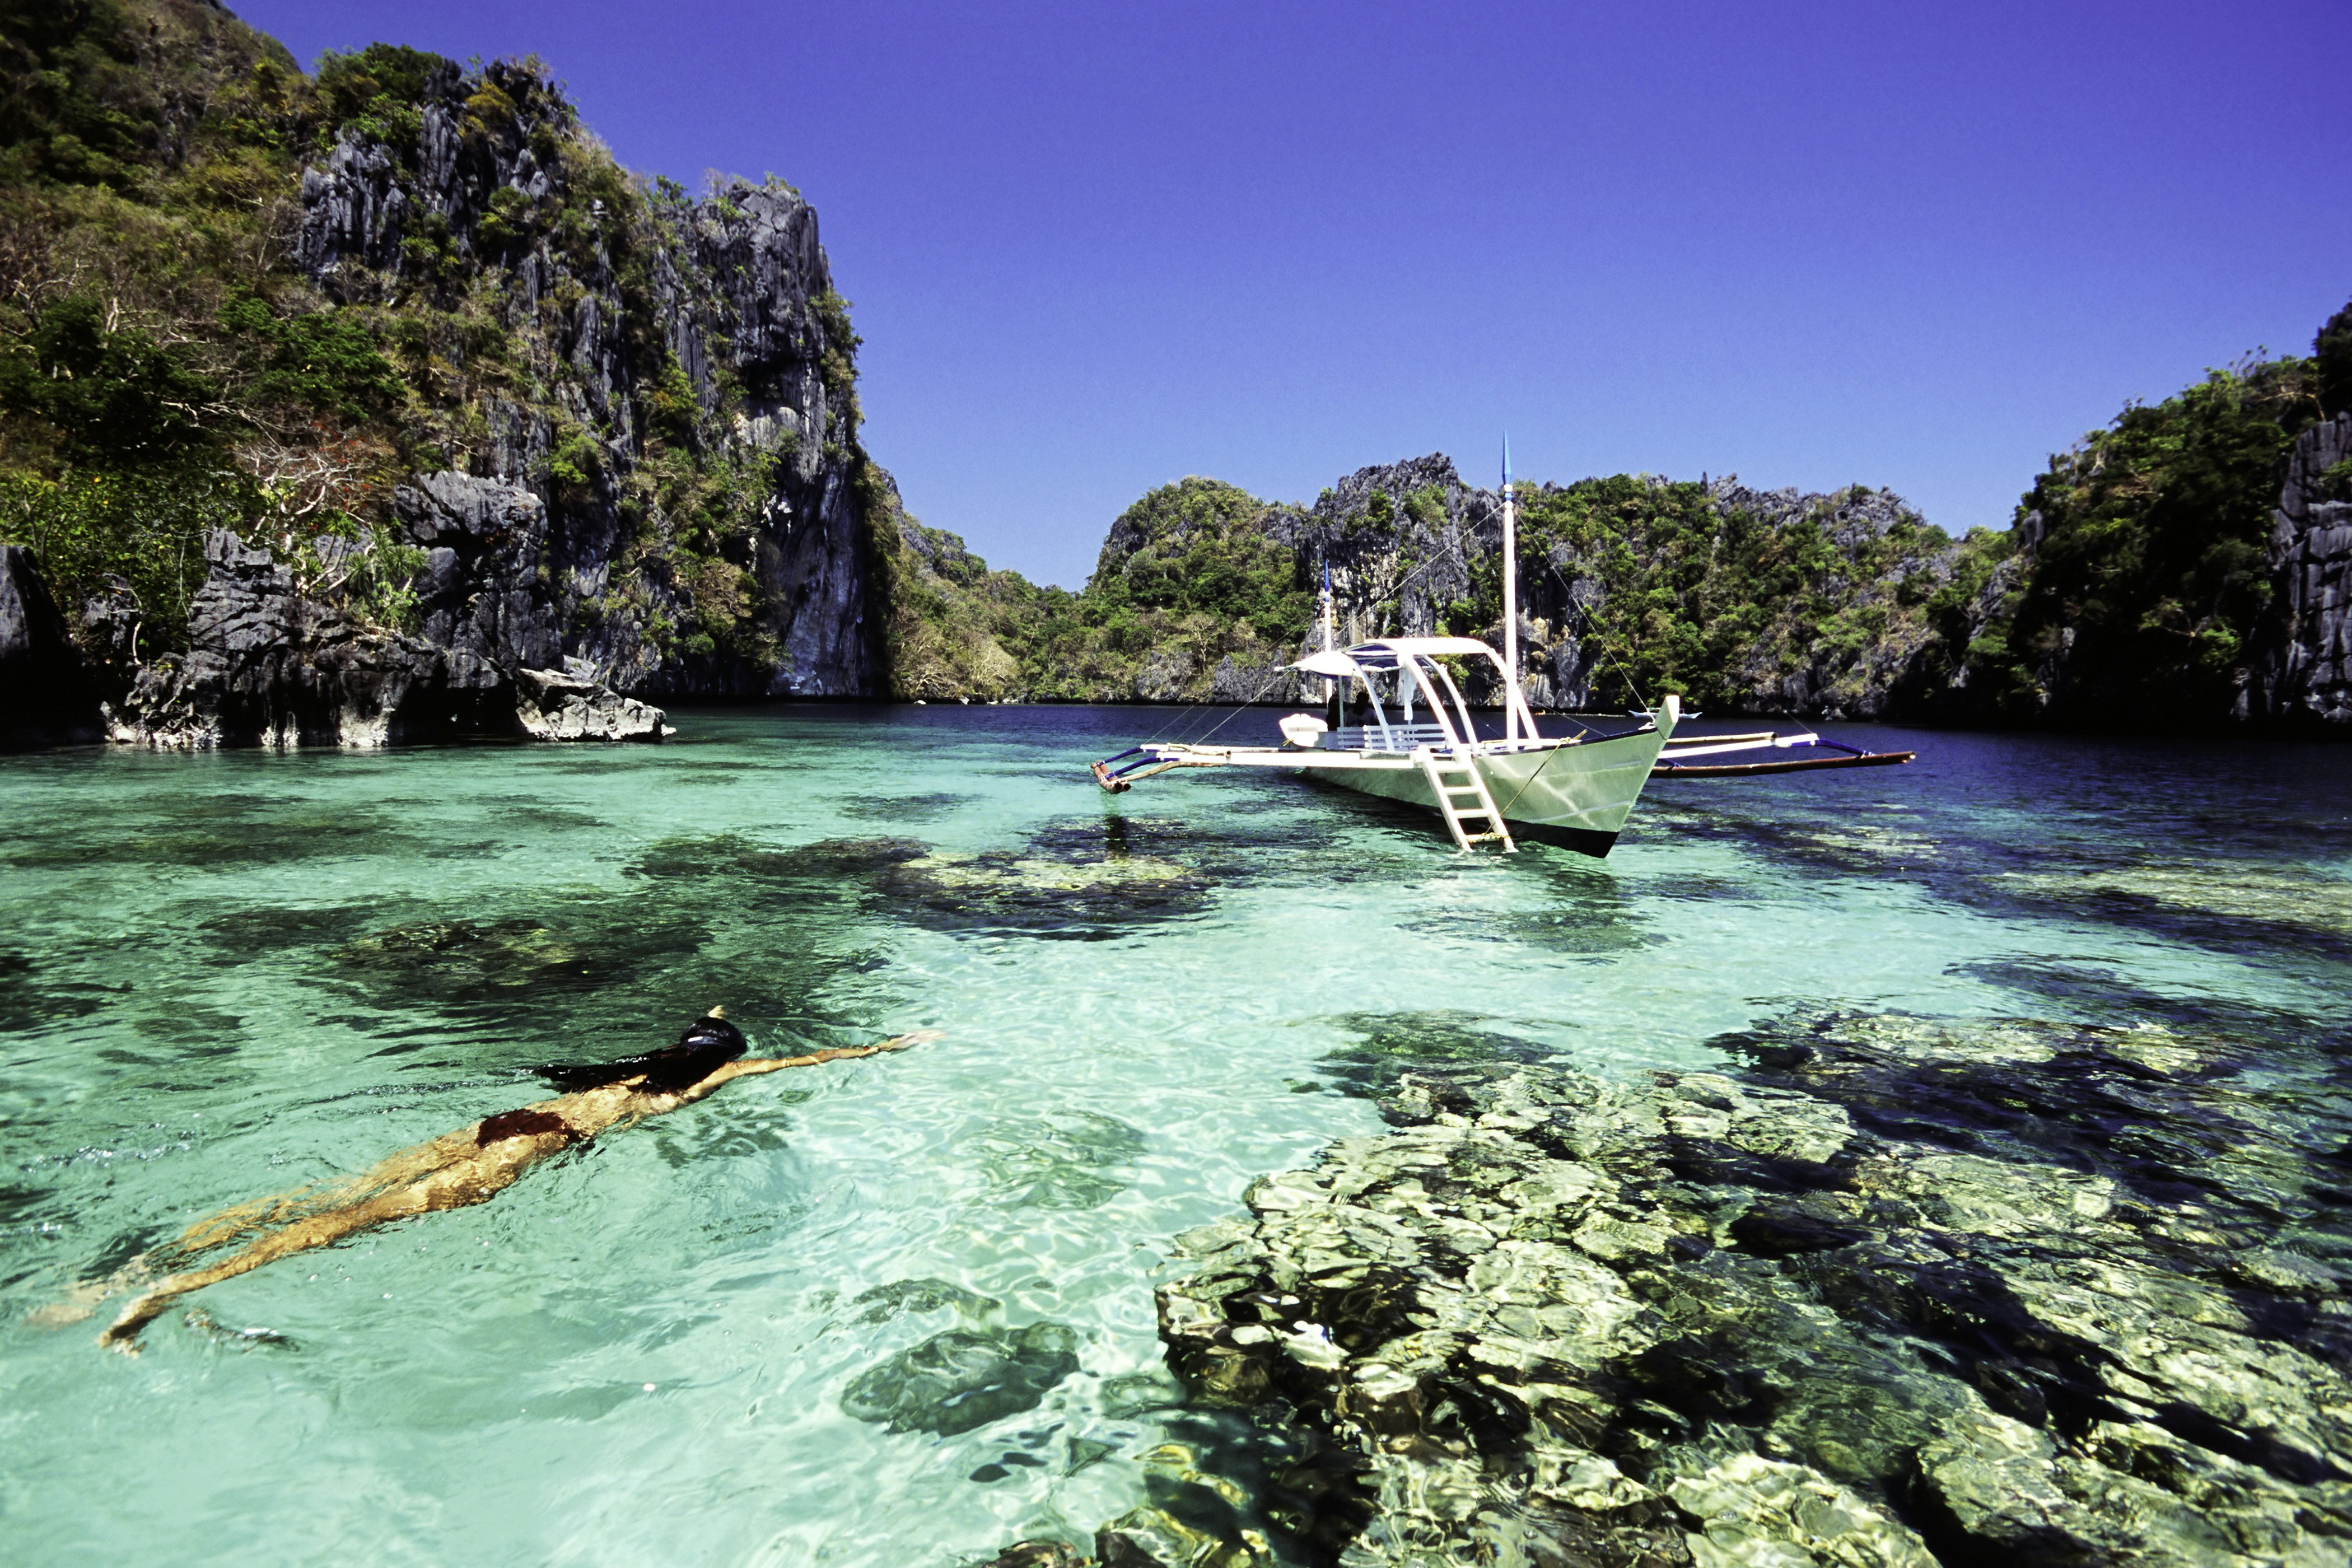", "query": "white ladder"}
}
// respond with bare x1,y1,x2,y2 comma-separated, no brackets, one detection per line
1417,749,1516,853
